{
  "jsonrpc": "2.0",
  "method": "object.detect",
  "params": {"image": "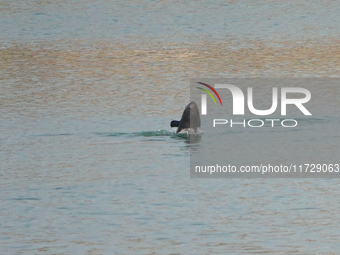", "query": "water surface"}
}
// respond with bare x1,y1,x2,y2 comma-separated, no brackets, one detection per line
1,0,340,254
